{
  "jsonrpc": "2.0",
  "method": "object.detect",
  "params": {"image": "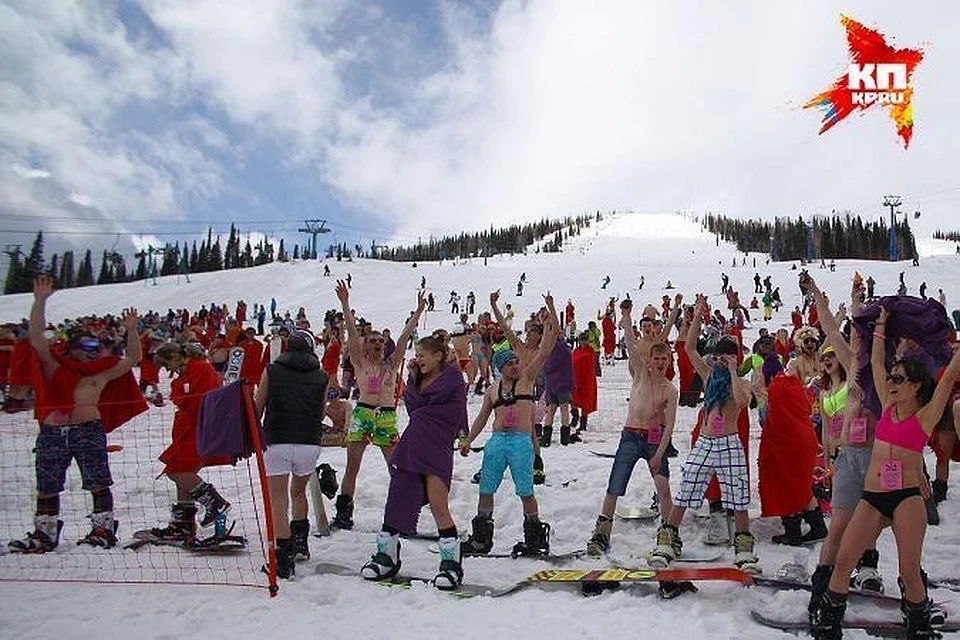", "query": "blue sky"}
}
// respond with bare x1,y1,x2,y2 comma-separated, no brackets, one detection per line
1,1,958,271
